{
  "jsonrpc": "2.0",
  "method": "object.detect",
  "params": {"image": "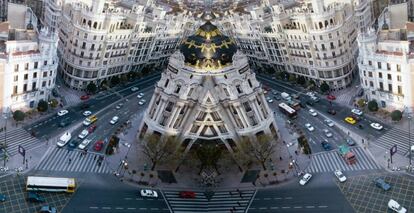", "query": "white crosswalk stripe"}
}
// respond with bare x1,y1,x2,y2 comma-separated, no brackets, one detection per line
0,128,41,156
375,128,412,156
163,189,255,213
306,147,381,173
35,147,111,174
